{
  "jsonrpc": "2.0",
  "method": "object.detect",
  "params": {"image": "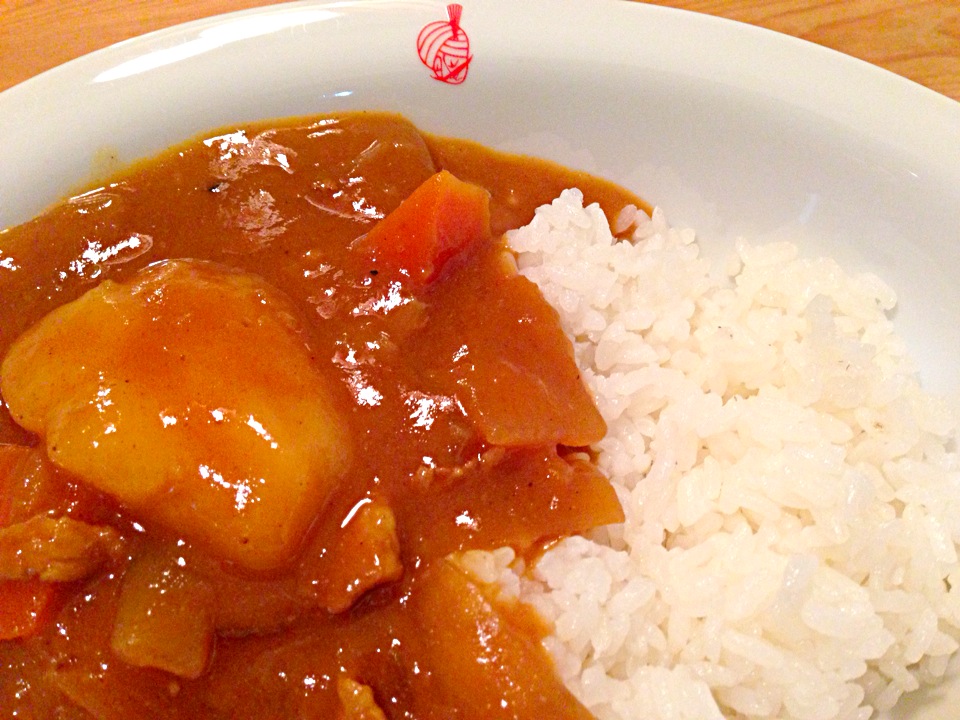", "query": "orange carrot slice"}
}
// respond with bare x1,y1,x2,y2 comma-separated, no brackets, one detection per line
360,170,490,287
